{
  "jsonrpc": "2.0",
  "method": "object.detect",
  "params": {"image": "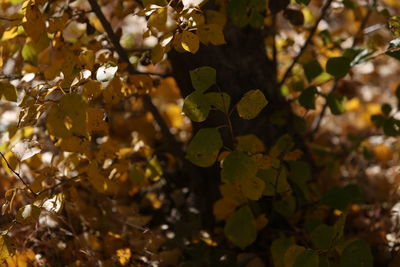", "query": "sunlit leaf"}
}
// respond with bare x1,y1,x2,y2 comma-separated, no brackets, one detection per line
182,91,211,122
237,89,268,120
187,128,223,167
